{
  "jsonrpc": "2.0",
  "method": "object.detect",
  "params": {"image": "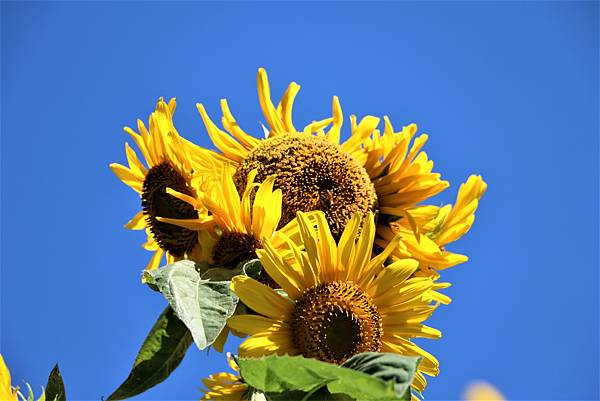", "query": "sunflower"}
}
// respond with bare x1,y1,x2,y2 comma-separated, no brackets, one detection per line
110,97,213,272
201,353,249,401
156,164,311,287
377,174,487,278
190,68,448,244
0,355,18,401
228,211,443,395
